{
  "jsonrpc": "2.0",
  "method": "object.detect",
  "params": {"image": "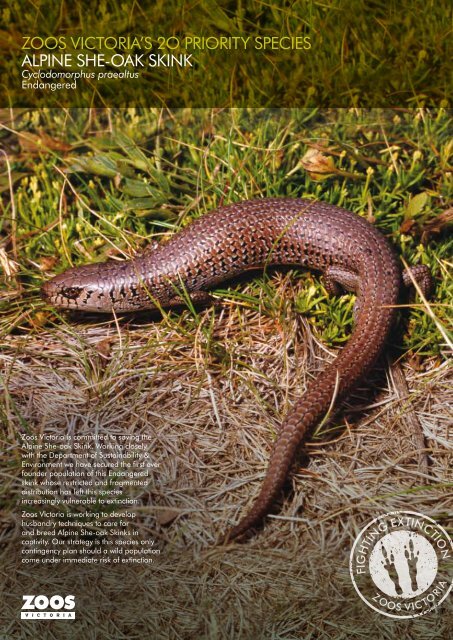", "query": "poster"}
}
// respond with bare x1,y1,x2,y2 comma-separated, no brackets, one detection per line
0,1,451,638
